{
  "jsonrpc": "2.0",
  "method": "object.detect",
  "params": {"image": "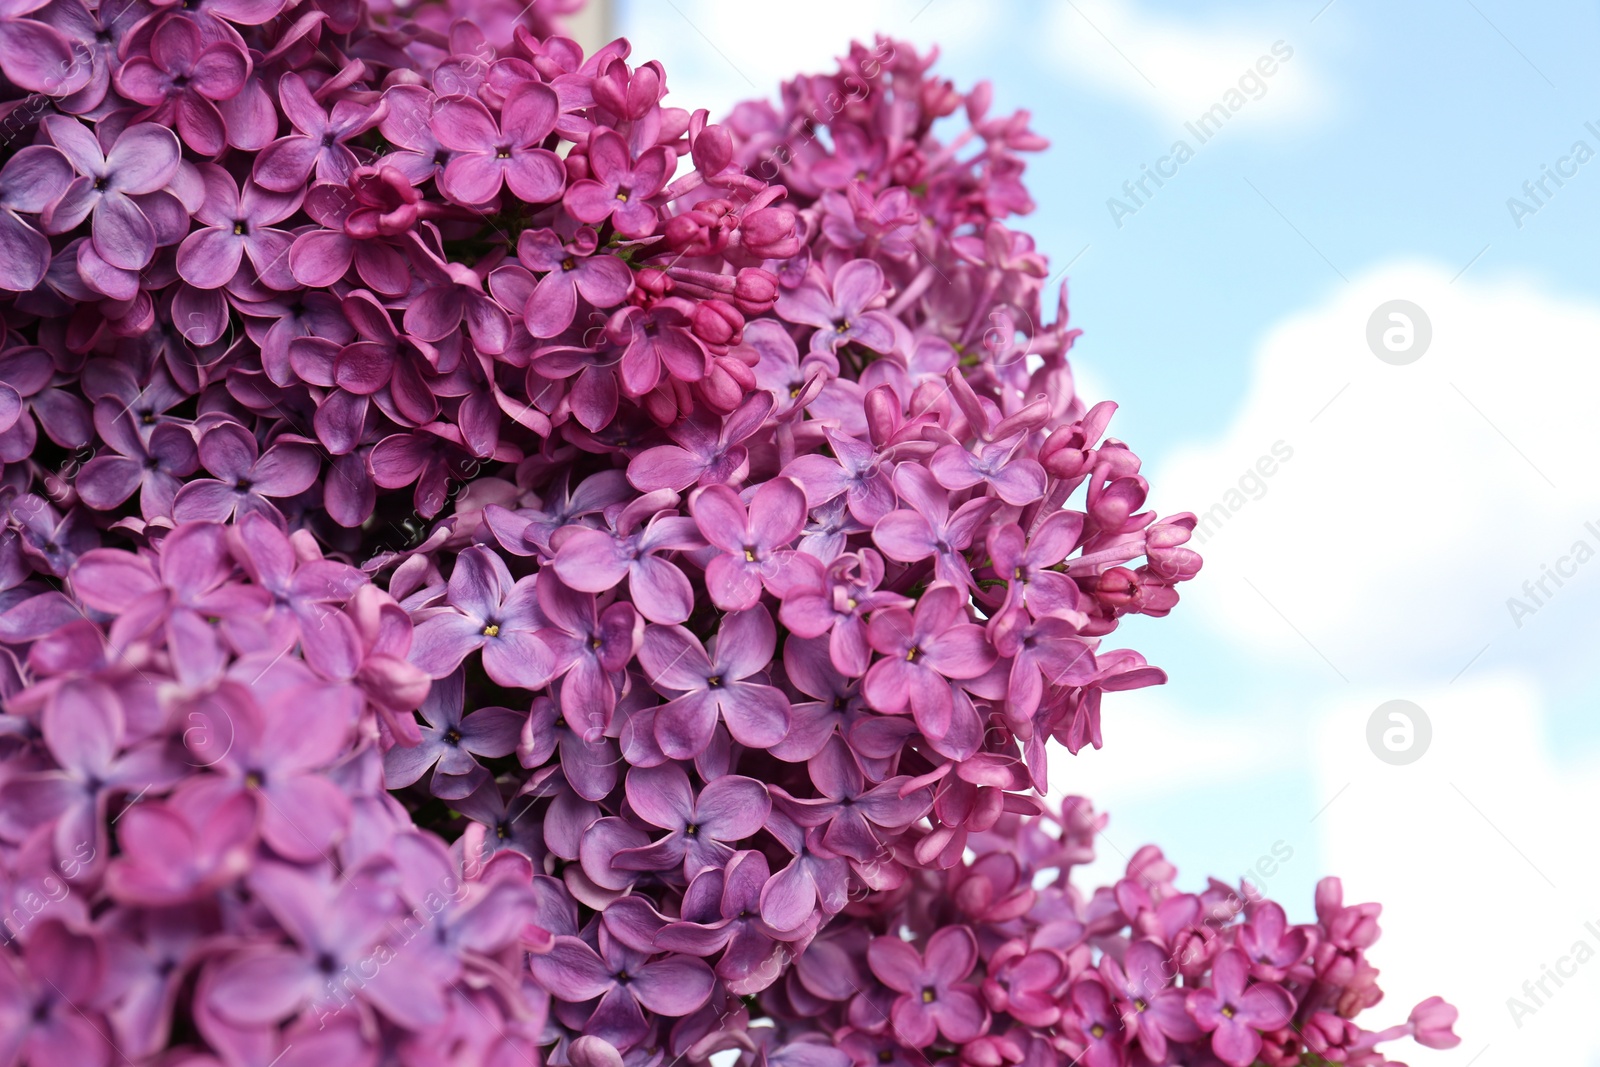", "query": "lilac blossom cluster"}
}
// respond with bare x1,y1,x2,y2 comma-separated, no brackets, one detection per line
0,0,1457,1062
